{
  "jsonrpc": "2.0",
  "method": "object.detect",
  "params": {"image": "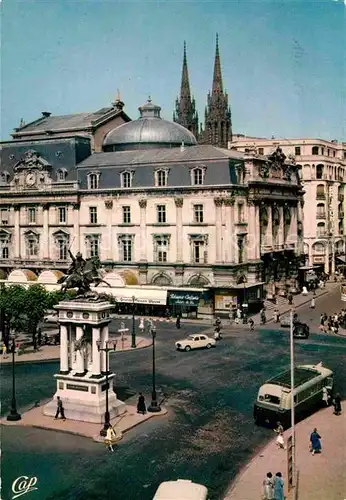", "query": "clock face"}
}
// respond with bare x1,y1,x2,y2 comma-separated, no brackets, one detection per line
26,172,36,186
